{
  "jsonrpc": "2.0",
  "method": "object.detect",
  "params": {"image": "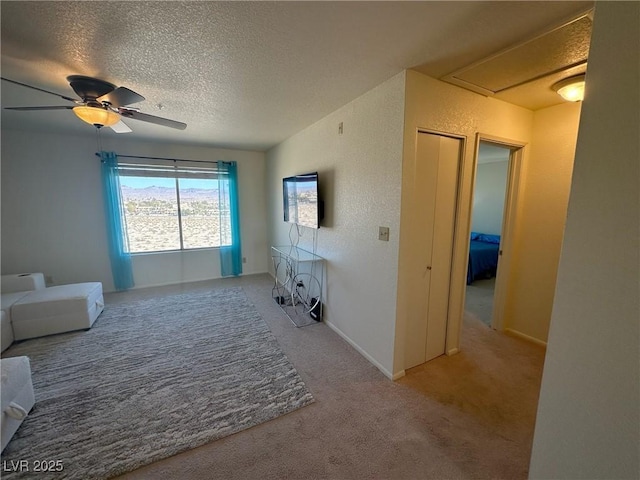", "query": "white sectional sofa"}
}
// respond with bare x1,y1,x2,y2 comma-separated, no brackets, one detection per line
1,311,13,353
1,273,104,450
1,273,104,351
1,356,35,452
